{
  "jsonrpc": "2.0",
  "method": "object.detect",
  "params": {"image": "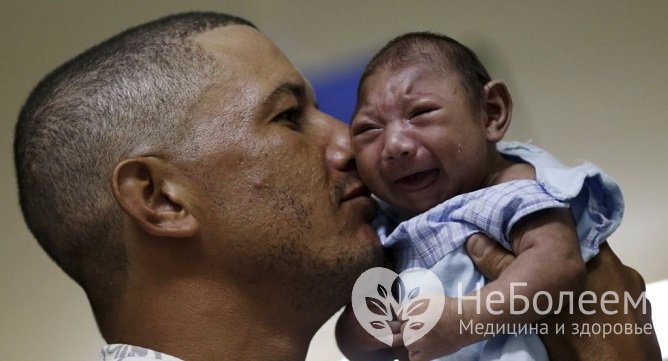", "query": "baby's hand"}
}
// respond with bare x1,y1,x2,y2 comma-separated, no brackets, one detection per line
405,296,467,361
